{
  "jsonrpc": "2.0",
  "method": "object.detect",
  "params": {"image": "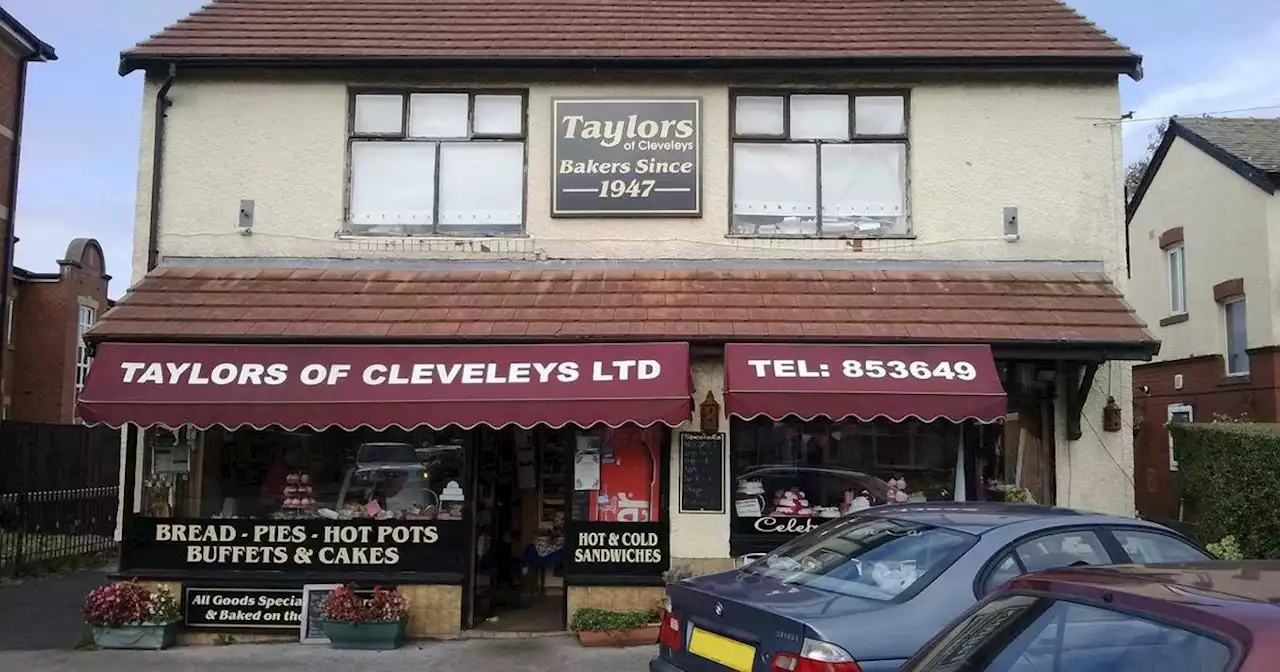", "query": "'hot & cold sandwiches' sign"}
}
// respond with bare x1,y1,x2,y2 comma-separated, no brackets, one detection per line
552,98,700,216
